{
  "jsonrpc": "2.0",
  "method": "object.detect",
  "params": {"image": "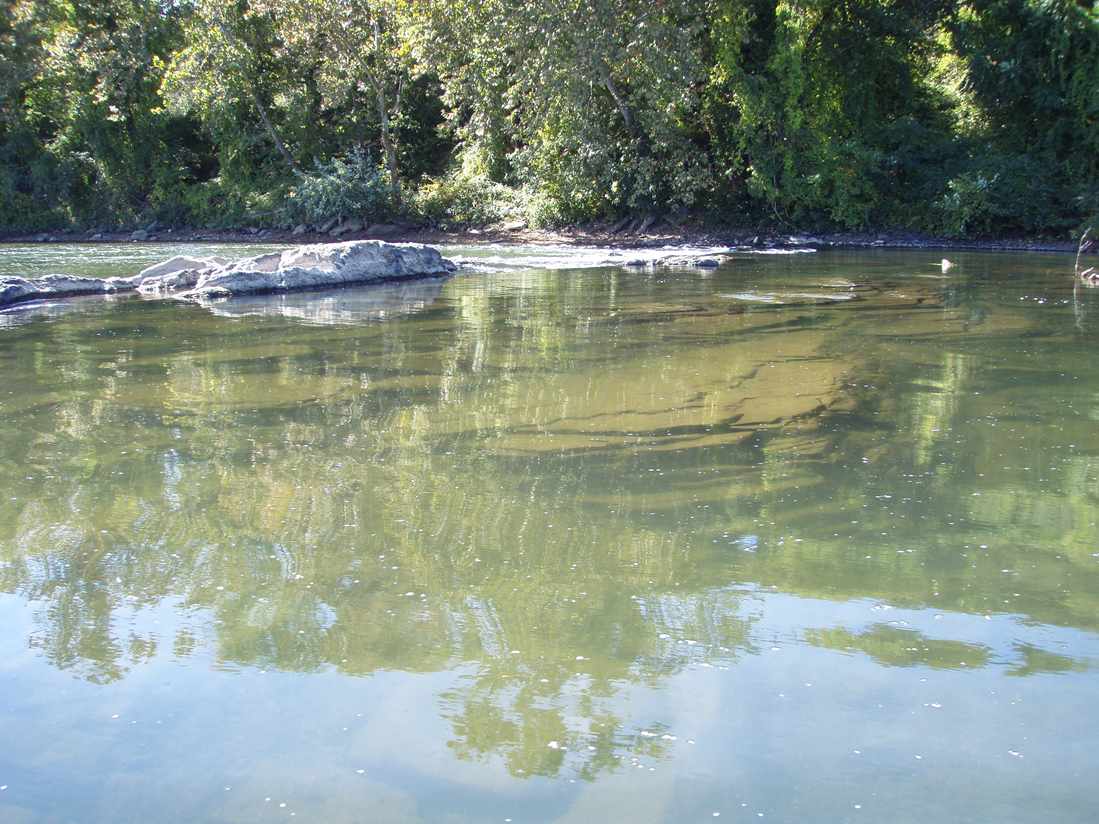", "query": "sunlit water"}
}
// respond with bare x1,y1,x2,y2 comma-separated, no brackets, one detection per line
1,243,1098,823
